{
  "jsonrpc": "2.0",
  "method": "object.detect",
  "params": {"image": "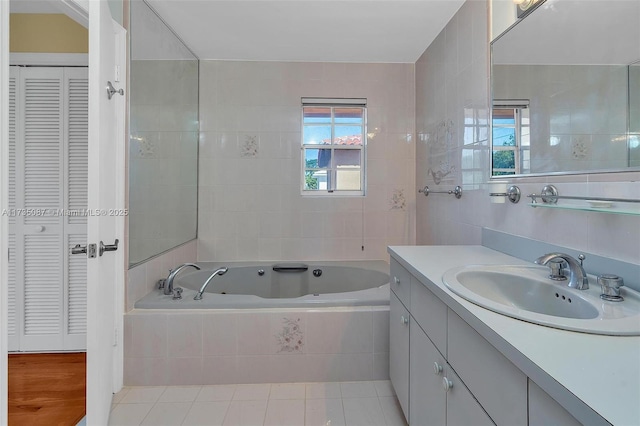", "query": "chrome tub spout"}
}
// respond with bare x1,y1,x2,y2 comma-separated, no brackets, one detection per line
194,267,229,300
164,263,201,295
